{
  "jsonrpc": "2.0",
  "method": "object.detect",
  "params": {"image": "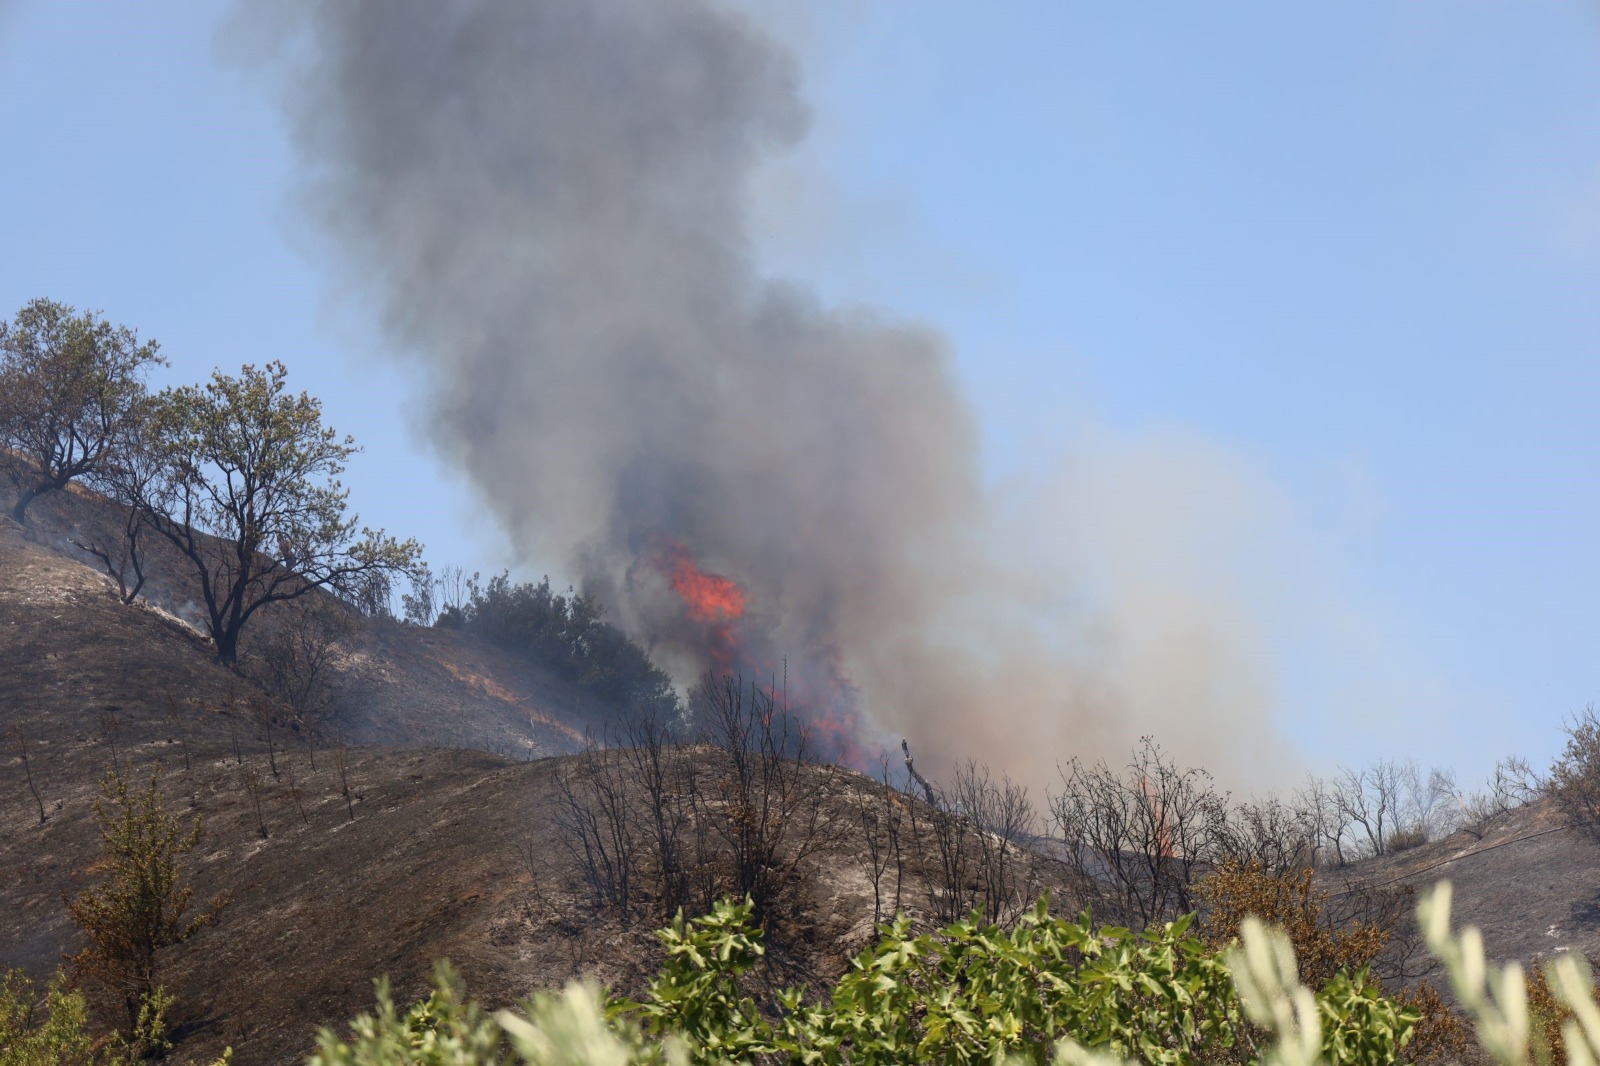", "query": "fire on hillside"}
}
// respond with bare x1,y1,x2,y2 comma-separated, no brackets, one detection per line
647,536,869,768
